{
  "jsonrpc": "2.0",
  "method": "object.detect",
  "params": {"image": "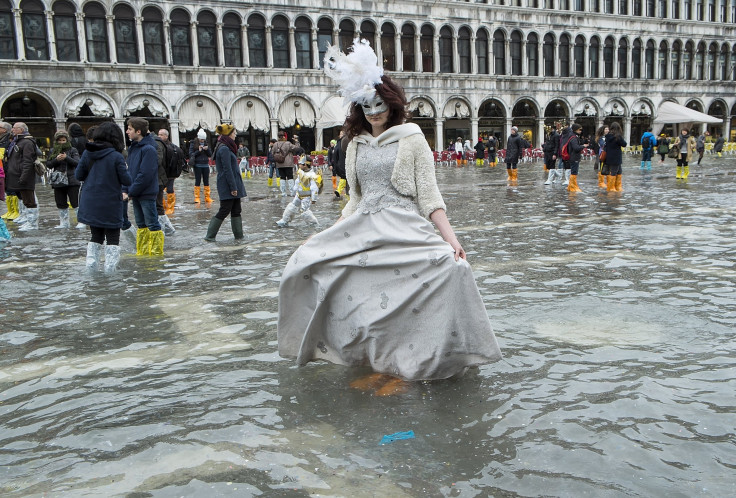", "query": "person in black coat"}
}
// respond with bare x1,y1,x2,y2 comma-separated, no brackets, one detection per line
474,137,486,165
566,123,589,192
332,132,349,198
603,121,627,192
504,126,529,182
67,122,88,156
75,122,132,272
